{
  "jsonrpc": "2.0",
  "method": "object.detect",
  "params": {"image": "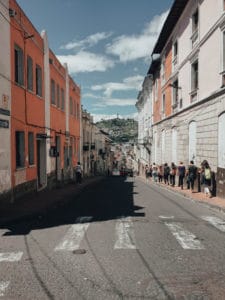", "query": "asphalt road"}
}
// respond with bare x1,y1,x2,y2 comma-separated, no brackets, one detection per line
0,176,225,299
